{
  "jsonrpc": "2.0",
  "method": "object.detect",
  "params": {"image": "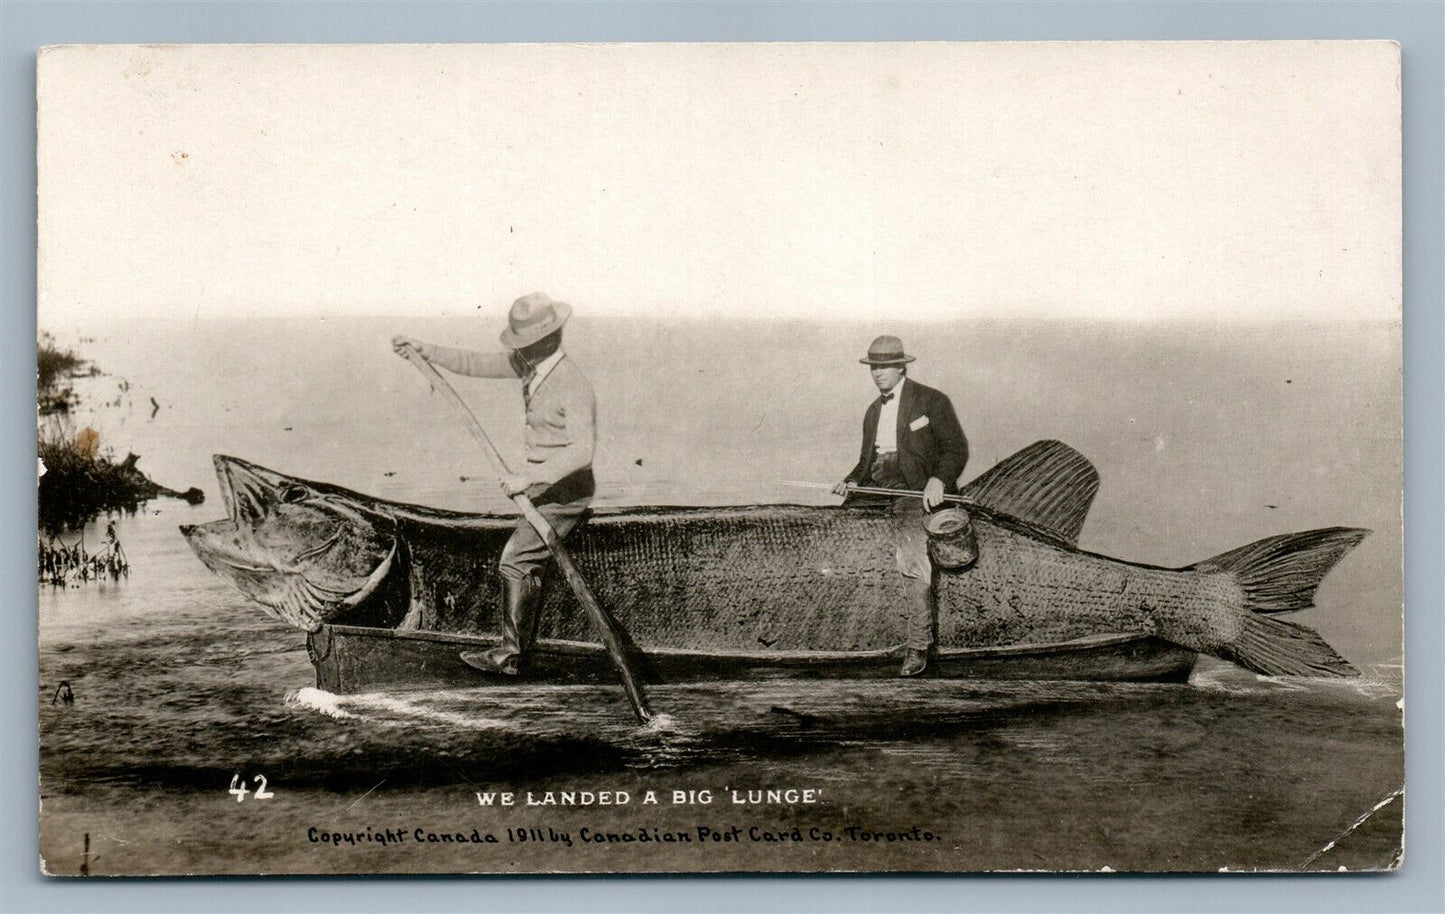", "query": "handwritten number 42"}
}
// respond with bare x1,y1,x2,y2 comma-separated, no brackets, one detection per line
228,774,275,802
